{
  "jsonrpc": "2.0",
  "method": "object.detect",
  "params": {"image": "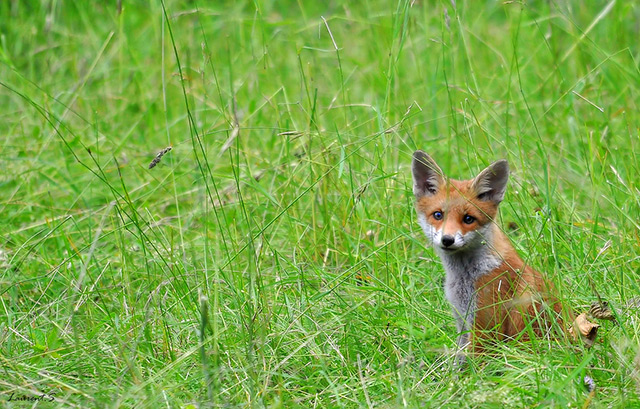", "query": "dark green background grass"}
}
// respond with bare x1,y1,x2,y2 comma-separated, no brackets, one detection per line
1,1,639,407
